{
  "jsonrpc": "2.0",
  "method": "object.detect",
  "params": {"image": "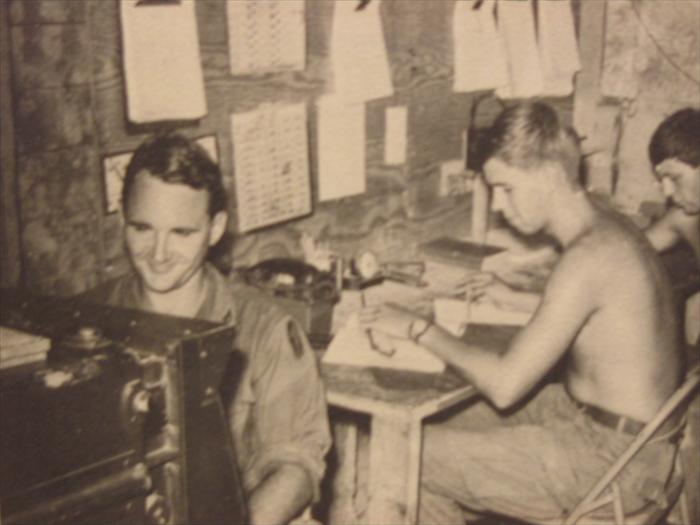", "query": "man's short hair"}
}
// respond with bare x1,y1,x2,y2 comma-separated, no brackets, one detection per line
648,108,700,168
482,101,582,183
122,134,227,216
